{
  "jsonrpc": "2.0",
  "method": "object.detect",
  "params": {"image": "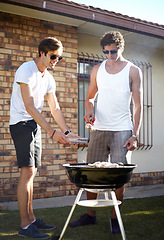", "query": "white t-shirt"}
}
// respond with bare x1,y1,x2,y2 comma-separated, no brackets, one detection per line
93,60,133,131
10,60,59,125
